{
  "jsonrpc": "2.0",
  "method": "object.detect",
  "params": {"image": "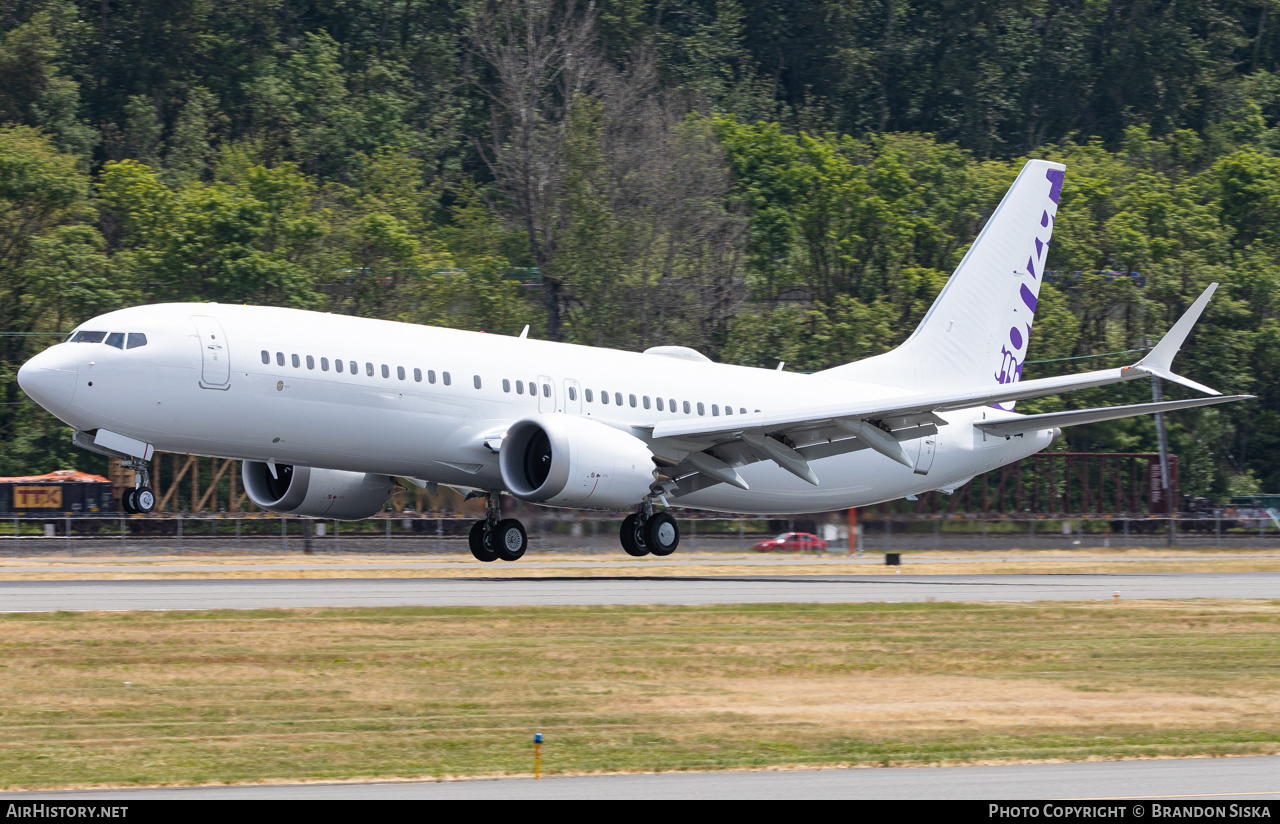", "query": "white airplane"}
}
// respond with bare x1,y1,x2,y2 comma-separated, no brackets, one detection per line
17,160,1250,562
